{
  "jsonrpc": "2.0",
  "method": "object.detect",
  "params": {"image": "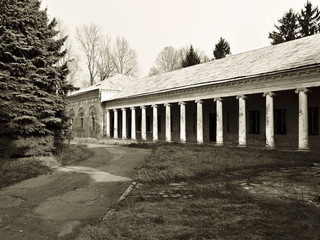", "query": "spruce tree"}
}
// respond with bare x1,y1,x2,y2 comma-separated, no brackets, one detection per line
0,0,74,156
268,9,299,45
298,1,320,37
181,45,201,68
213,37,231,59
